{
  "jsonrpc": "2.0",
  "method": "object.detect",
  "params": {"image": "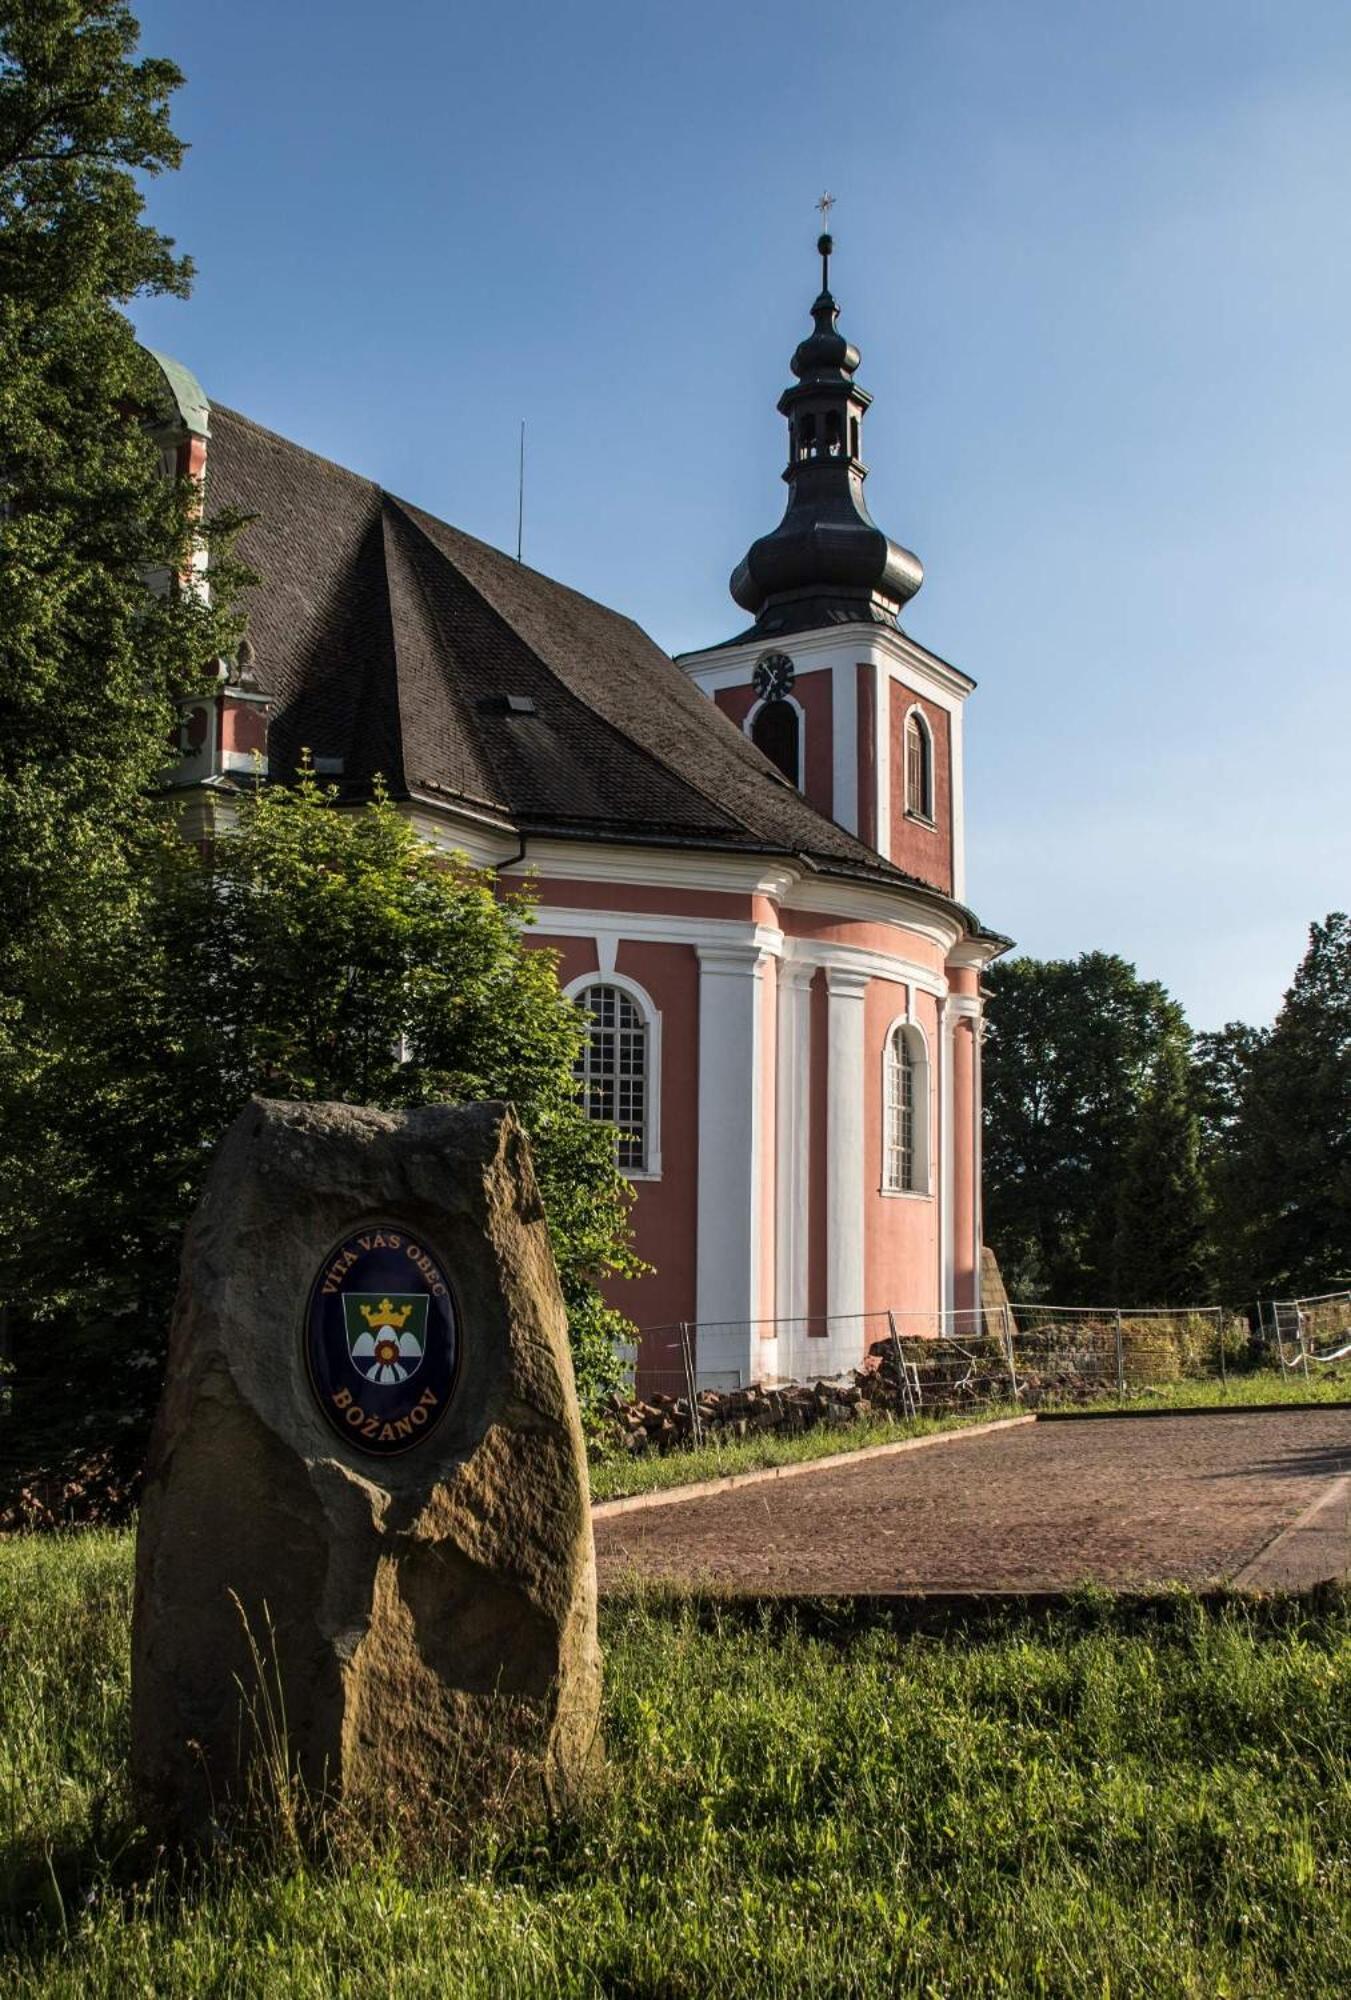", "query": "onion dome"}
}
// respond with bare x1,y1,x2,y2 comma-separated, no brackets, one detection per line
730,233,923,636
